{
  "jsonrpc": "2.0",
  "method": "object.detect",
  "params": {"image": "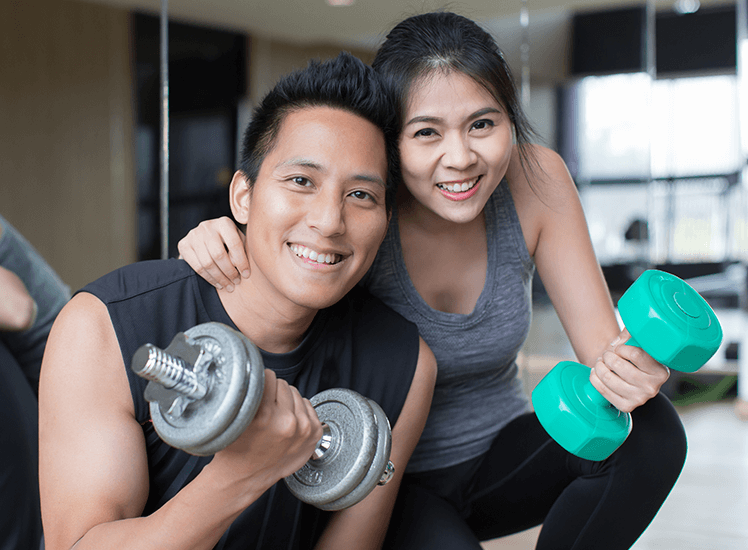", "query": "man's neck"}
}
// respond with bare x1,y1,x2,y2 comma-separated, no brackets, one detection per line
217,278,318,354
